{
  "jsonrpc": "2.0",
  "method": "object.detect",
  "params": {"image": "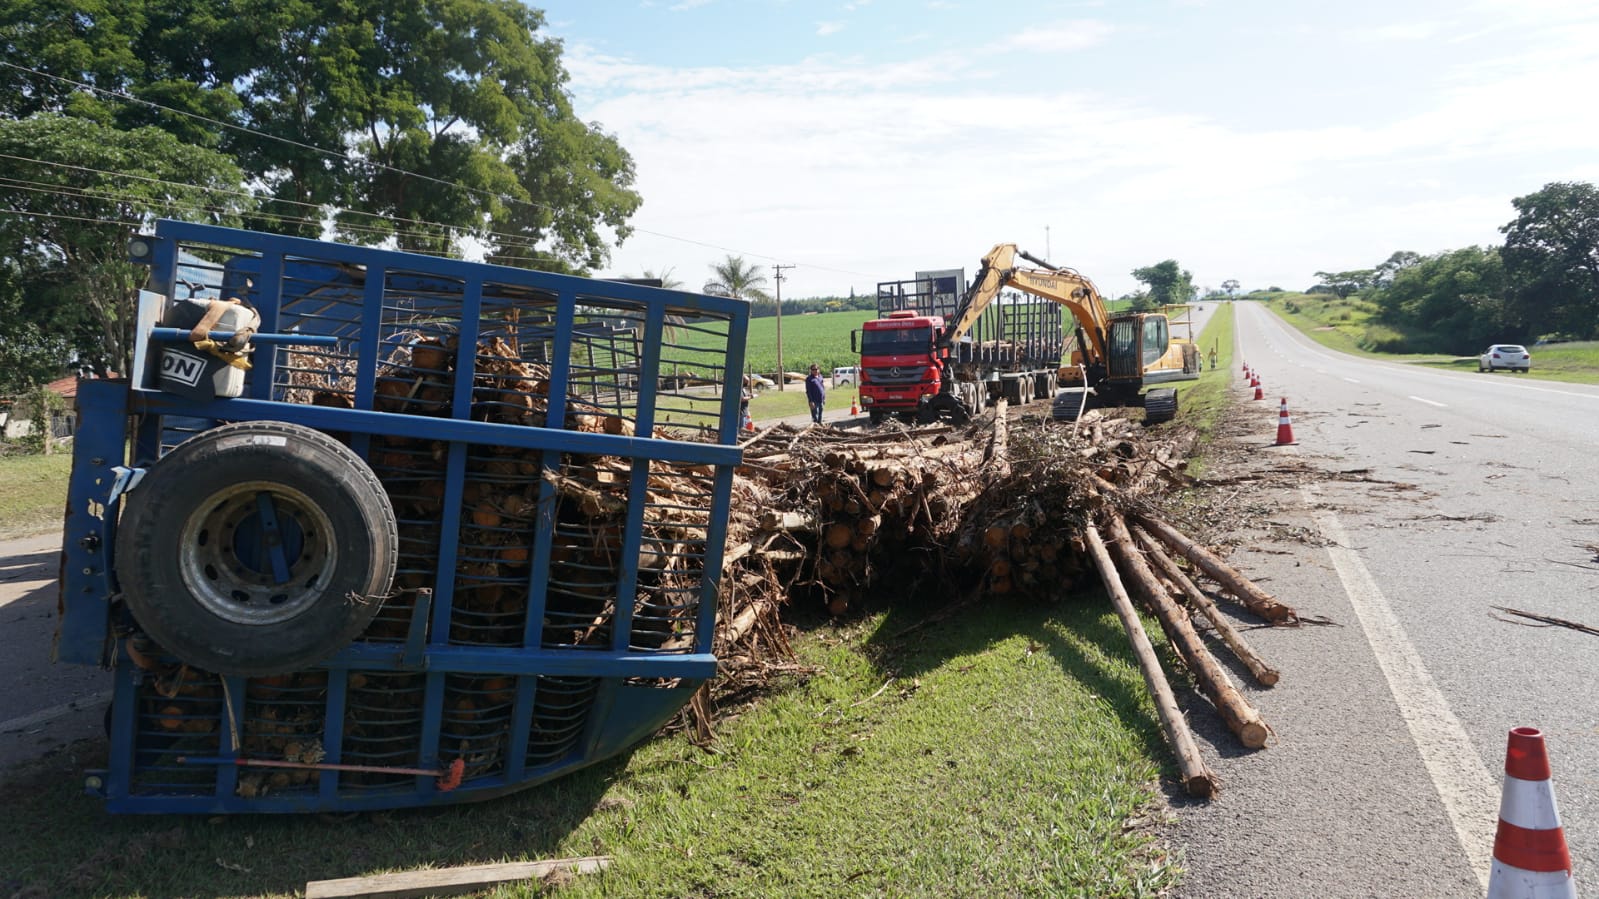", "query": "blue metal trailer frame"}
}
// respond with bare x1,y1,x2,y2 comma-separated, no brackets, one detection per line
59,221,749,813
